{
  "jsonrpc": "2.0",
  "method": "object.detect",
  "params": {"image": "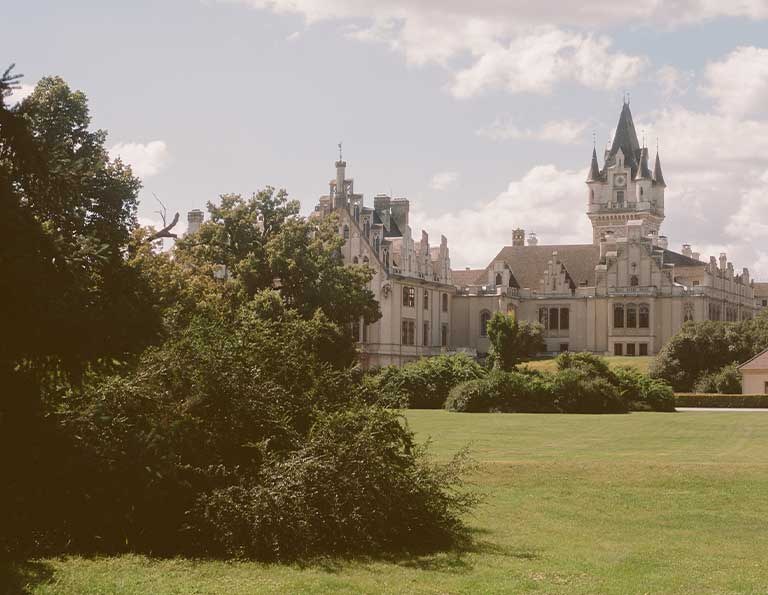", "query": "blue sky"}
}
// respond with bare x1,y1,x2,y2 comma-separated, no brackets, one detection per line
5,0,768,276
